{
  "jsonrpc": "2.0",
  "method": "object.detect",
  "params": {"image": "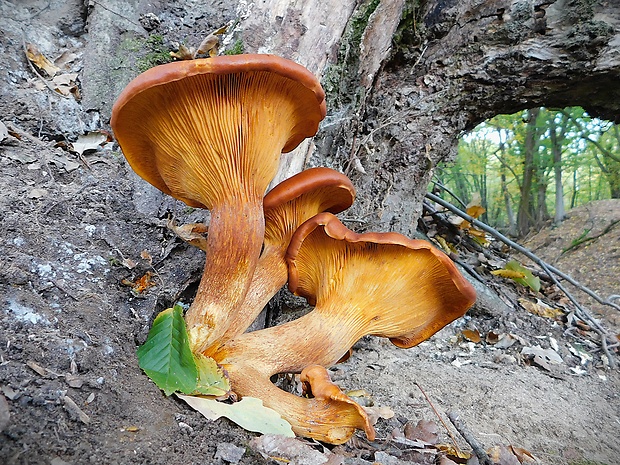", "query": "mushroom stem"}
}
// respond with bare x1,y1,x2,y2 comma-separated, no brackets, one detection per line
203,242,287,355
213,309,361,374
224,363,374,444
186,196,264,354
